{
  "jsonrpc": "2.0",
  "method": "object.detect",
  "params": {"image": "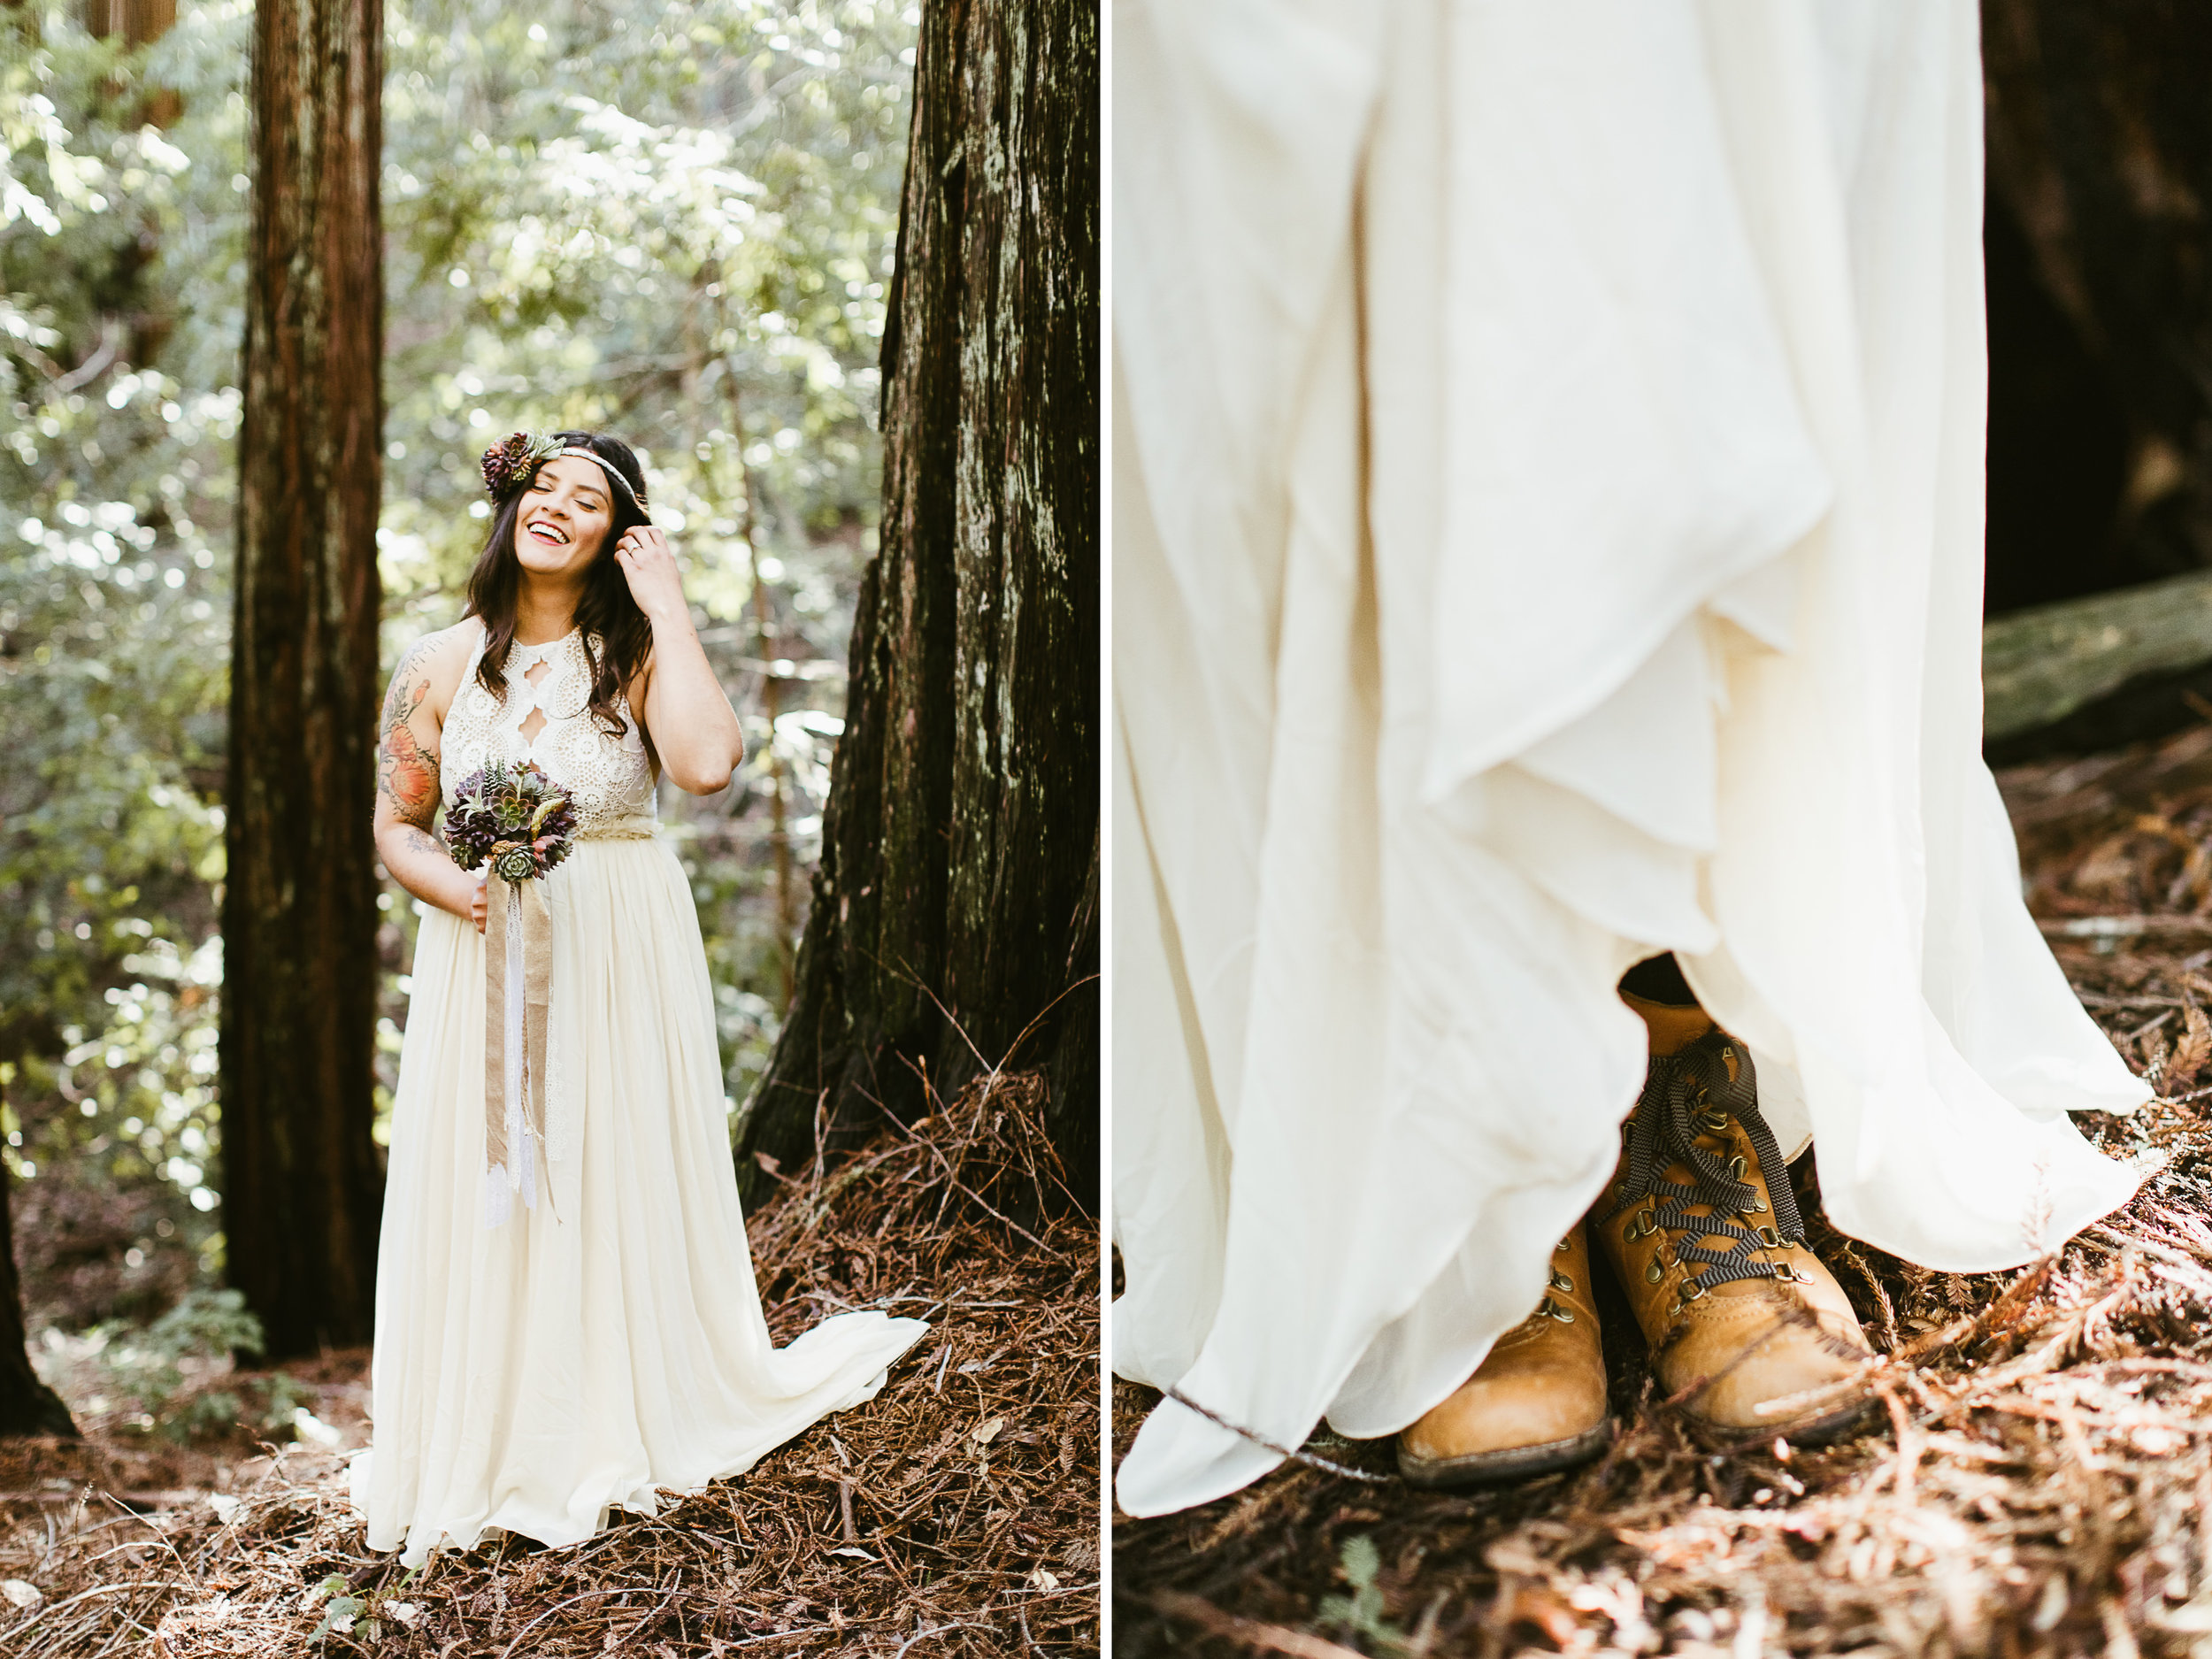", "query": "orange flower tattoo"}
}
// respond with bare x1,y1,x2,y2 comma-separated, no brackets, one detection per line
377,642,442,831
